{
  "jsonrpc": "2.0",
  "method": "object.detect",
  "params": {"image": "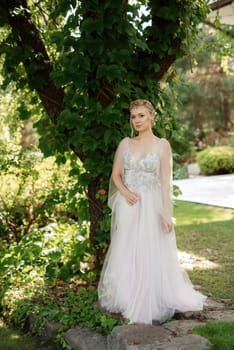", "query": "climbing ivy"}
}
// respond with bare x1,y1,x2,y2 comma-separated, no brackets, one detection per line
0,0,210,270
